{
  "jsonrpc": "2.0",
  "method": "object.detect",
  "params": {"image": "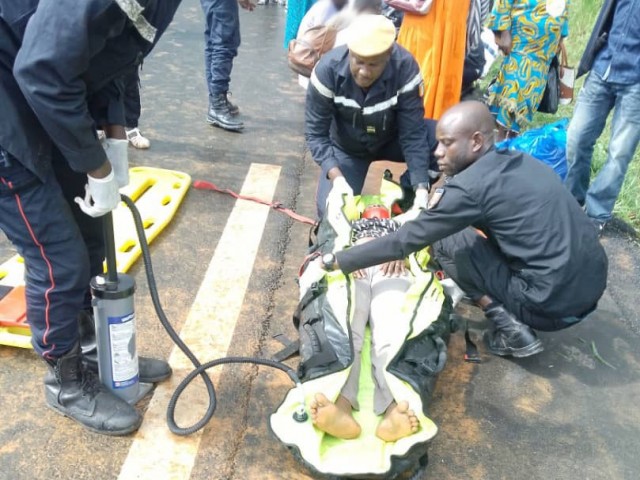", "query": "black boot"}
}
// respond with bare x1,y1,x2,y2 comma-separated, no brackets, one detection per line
483,304,544,358
78,310,172,383
225,92,240,116
44,343,142,436
207,93,244,131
